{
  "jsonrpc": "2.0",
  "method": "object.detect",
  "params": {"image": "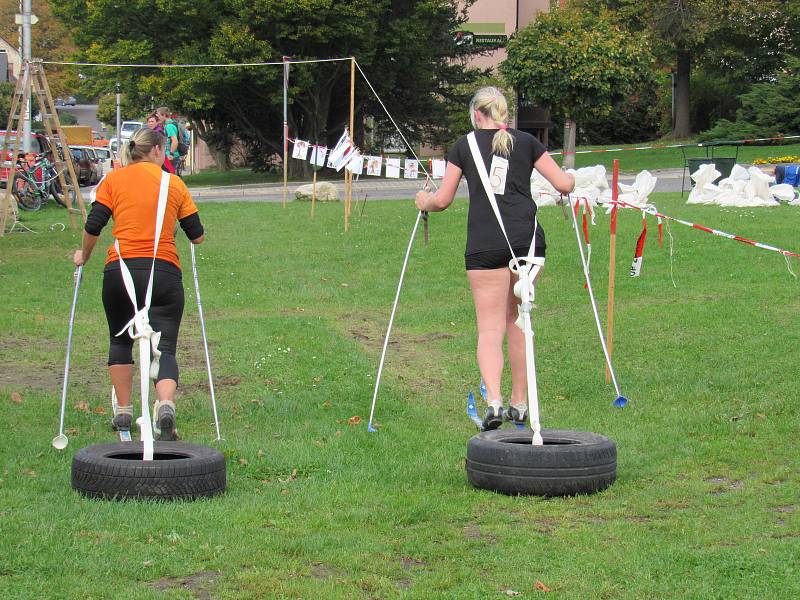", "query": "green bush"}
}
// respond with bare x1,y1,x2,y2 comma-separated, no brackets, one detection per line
700,56,800,142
